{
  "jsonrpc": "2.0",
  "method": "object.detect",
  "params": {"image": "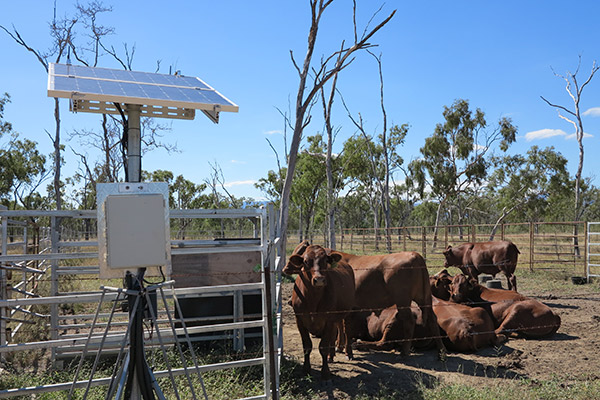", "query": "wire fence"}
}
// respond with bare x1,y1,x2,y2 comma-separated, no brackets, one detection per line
290,221,592,276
